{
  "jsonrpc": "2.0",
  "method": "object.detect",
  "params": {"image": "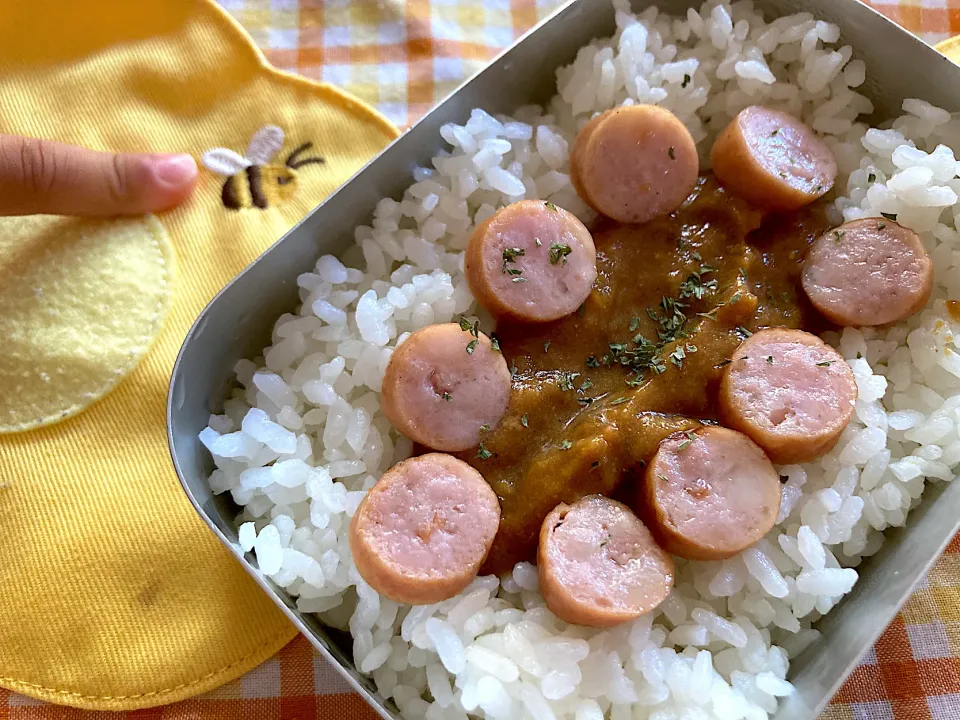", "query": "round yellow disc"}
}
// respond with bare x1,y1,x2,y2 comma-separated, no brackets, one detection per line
0,214,173,433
